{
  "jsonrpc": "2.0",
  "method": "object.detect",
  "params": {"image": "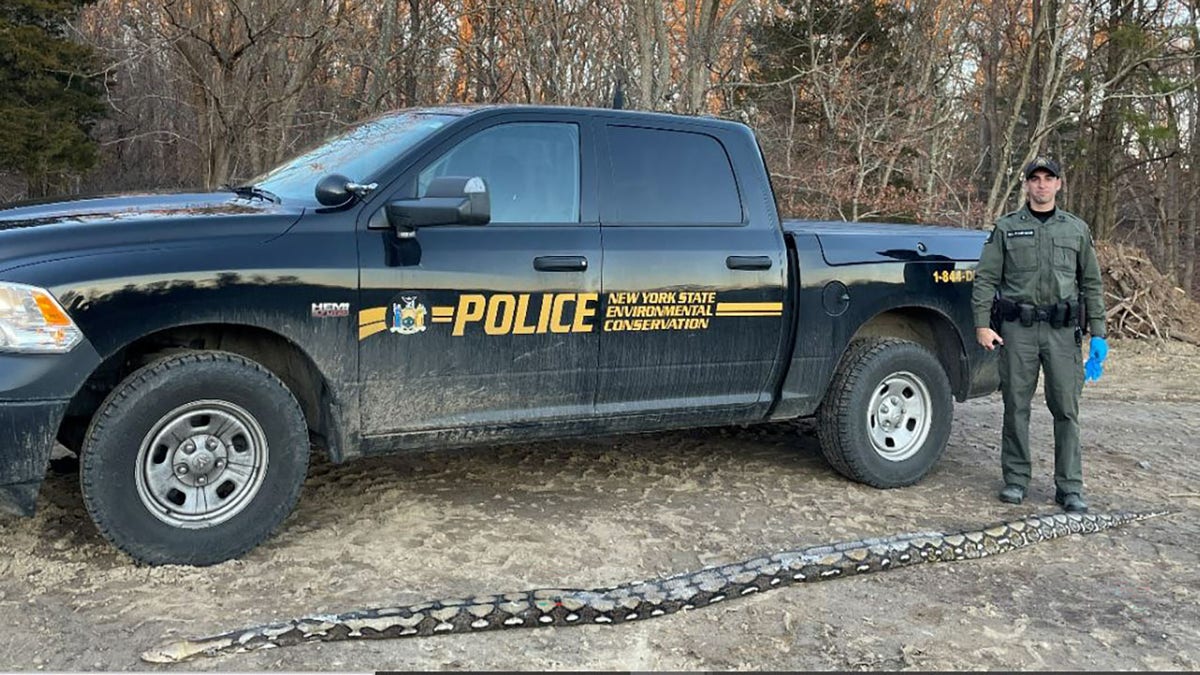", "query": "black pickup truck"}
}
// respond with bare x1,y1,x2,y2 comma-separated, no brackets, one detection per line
0,105,996,565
